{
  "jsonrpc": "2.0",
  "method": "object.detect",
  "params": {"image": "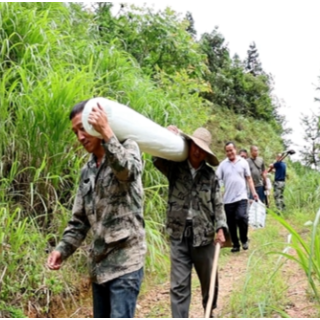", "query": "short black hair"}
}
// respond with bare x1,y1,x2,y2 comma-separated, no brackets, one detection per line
69,99,89,120
239,149,247,154
225,141,236,148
